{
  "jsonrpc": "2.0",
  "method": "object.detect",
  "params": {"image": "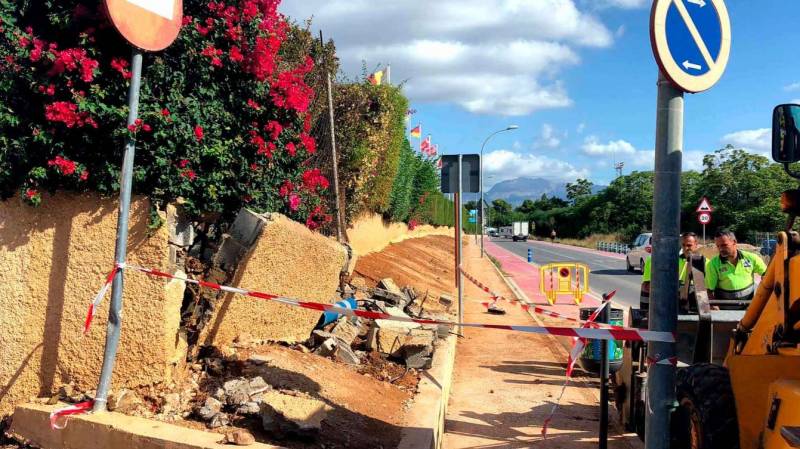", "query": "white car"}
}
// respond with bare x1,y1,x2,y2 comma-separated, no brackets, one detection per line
626,232,652,272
